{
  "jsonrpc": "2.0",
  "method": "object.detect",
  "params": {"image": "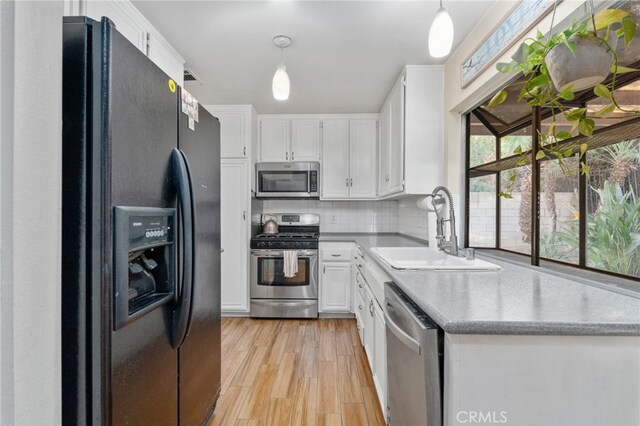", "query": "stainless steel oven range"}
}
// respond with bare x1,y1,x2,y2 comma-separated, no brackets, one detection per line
250,213,320,318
